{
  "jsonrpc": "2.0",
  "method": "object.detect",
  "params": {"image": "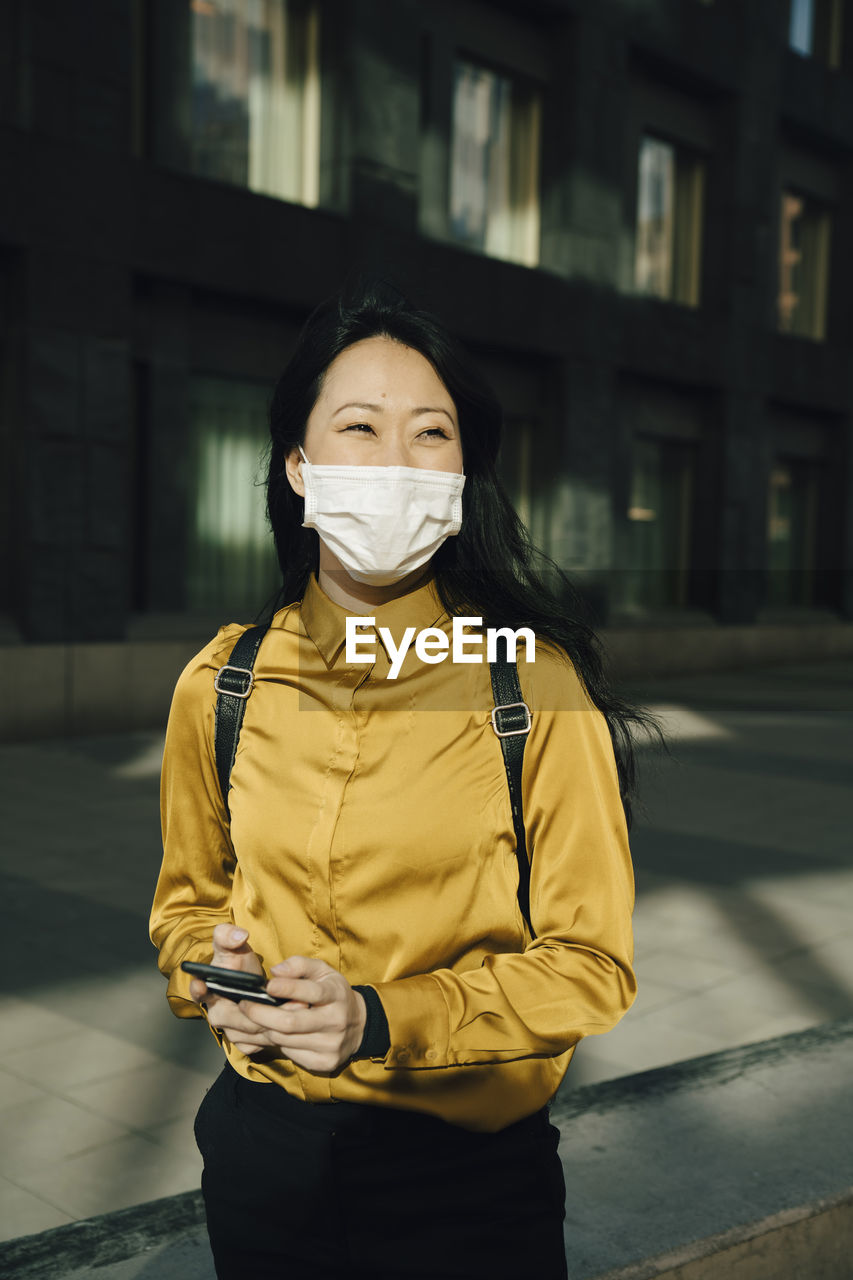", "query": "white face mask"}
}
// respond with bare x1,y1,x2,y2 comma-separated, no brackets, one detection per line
298,446,466,586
